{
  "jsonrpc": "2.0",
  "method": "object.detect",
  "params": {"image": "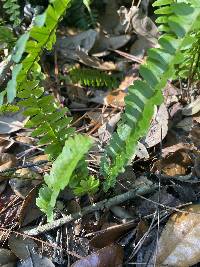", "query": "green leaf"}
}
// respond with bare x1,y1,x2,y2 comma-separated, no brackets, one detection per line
12,33,30,63
101,1,200,191
74,176,99,196
36,134,93,221
7,64,22,103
